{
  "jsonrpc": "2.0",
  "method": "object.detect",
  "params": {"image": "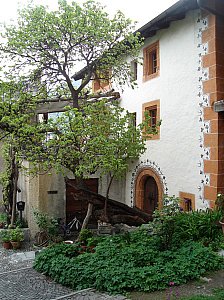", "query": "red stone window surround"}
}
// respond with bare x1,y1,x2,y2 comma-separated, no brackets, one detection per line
142,100,160,140
179,191,196,211
143,41,160,82
92,70,111,93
